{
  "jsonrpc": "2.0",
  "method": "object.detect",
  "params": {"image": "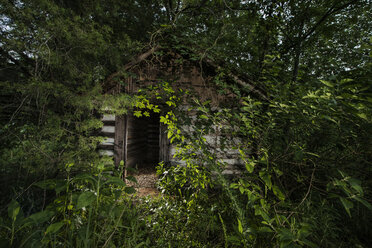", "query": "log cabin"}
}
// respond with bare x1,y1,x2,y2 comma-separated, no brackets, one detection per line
98,46,267,174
